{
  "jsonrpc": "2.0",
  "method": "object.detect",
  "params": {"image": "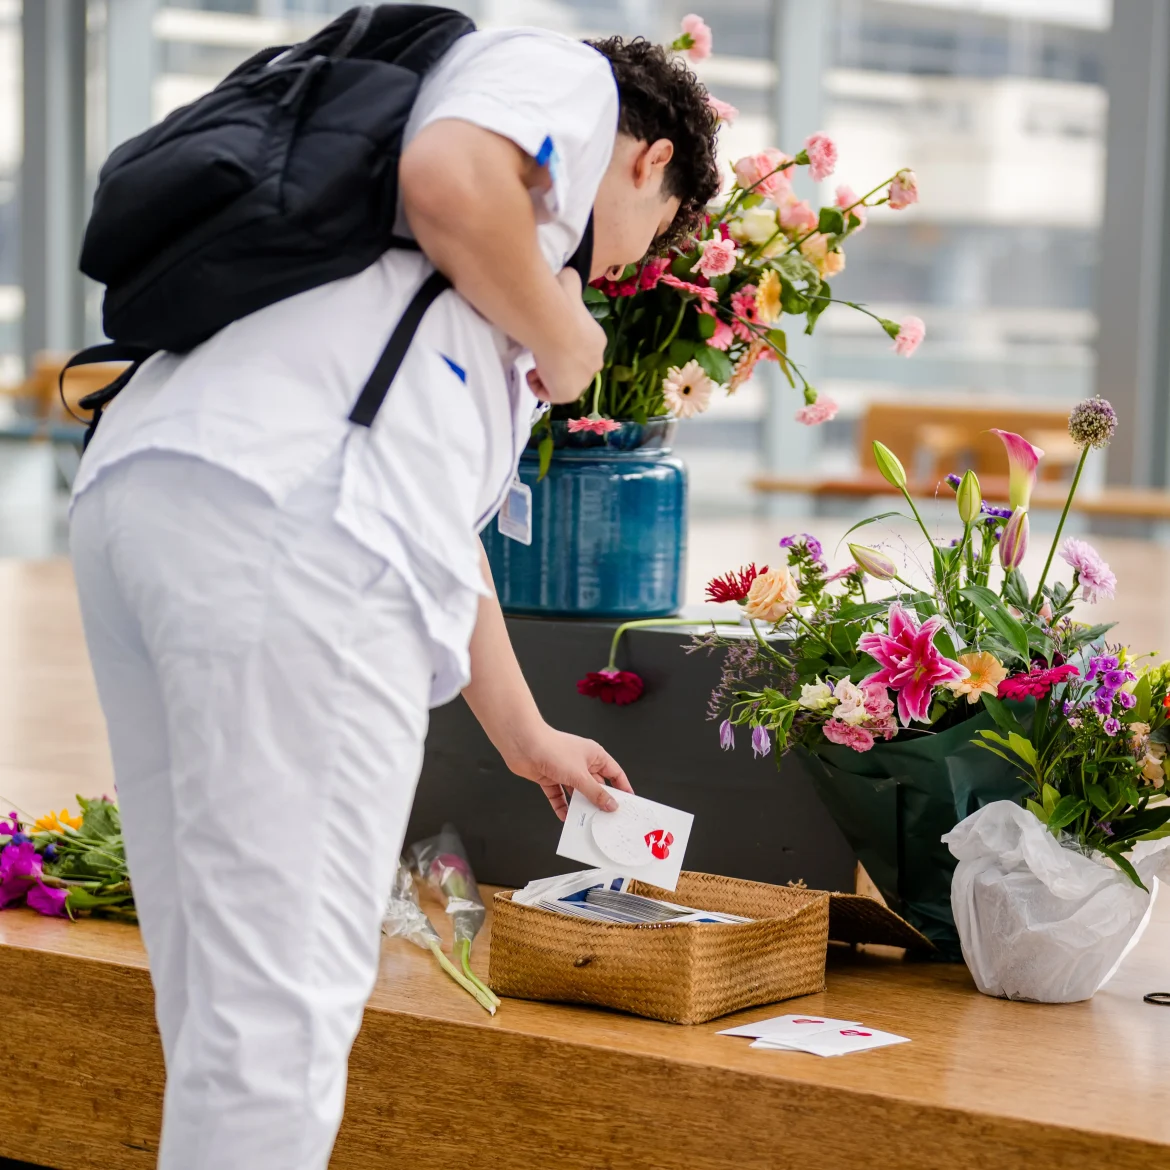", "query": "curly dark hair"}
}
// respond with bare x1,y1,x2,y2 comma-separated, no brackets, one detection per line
587,35,721,249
